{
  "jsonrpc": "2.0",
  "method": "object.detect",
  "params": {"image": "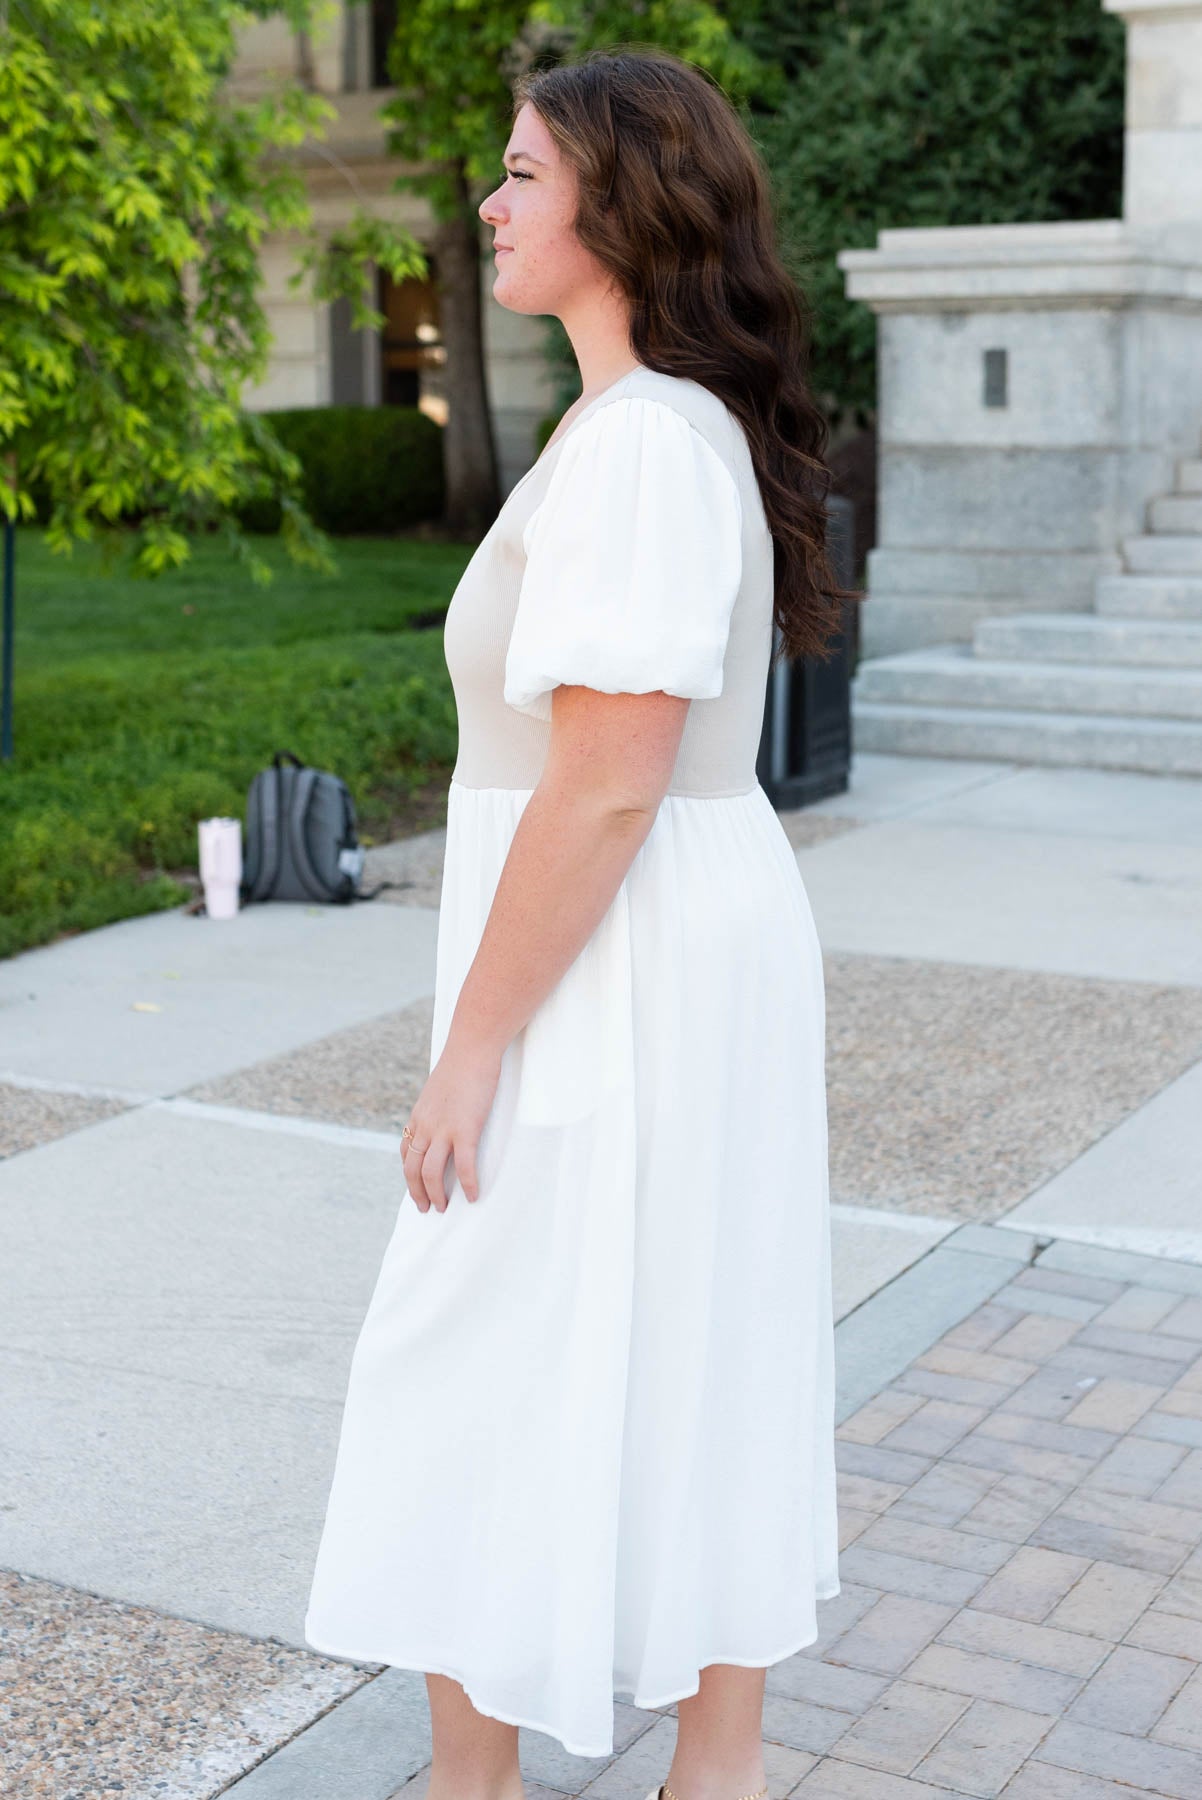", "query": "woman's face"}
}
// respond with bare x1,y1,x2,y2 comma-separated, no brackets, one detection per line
478,102,603,316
